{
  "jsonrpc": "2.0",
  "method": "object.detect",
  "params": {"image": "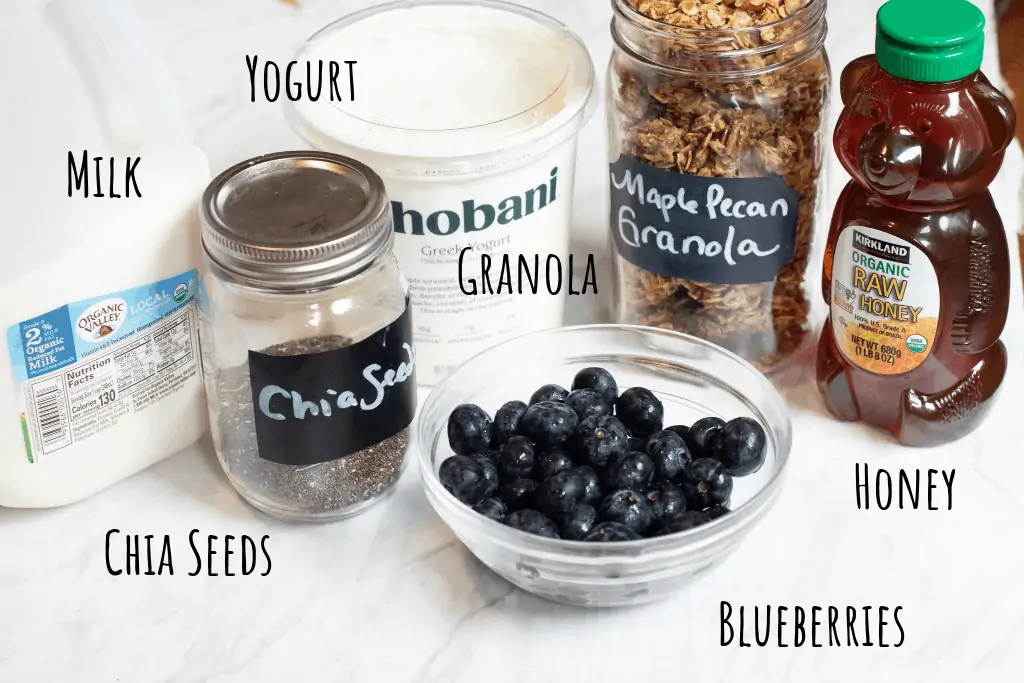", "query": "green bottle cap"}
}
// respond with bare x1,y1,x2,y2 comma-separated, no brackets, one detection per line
876,0,986,82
